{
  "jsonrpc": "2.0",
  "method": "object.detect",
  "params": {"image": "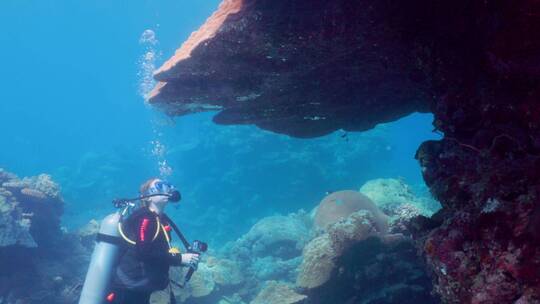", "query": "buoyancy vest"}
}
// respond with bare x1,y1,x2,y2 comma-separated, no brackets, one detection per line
112,207,176,292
